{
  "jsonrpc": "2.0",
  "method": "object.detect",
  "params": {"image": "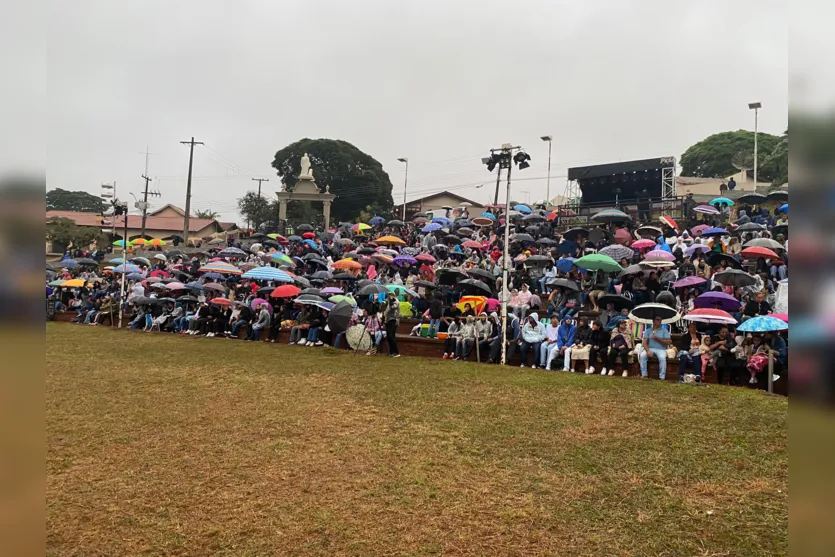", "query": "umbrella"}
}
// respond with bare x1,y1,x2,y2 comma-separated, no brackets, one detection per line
694,204,720,215
459,278,492,295
333,259,362,271
149,269,170,278
163,281,187,290
522,213,545,222
112,239,132,247
471,216,493,226
701,227,728,236
414,280,437,289
456,295,488,315
710,197,734,207
563,227,589,239
392,255,417,265
296,224,314,232
295,294,326,305
631,239,655,250
511,233,535,243
293,276,312,288
387,219,405,227
385,284,418,298
56,259,79,269
592,209,631,222
599,245,634,261
772,313,788,323
574,253,622,273
202,282,227,292
689,224,710,237
684,244,711,256
713,269,757,287
346,324,373,351
770,224,788,237
673,276,706,289
415,253,437,264
766,190,788,201
299,288,322,296
738,316,788,333
443,234,462,245
513,204,532,214
271,253,296,267
694,292,741,311
124,273,144,281
358,283,388,296
629,303,680,324
644,249,675,262
596,294,634,311
184,281,204,291
241,267,294,282
375,235,406,246
369,216,385,226
636,225,662,237
466,268,496,282
659,215,678,230
555,257,577,273
114,263,143,274
547,278,579,291
333,272,358,281
743,238,783,253
736,222,766,232
640,259,675,268
218,247,247,258
327,301,356,335
778,203,788,213
525,255,553,268
372,253,393,265
287,235,302,242
271,284,301,298
177,295,199,303
613,228,632,245
422,223,442,232
309,270,333,280
329,295,357,306
738,192,768,204
741,246,779,260
72,257,98,266
356,246,376,255
320,286,343,295
462,239,483,249
209,298,232,307
707,252,742,269
153,254,167,262
537,237,558,247
618,264,648,278
198,262,242,275
682,308,737,325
